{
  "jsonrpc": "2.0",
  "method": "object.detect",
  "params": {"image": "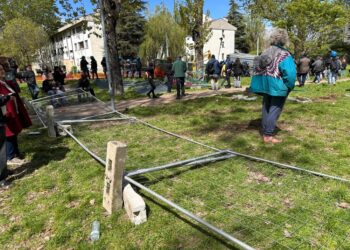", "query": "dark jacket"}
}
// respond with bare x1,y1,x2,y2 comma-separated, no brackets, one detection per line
78,77,91,90
91,59,97,71
0,94,10,125
22,70,37,87
53,69,66,85
232,61,244,76
312,59,324,73
80,59,89,71
206,58,221,75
